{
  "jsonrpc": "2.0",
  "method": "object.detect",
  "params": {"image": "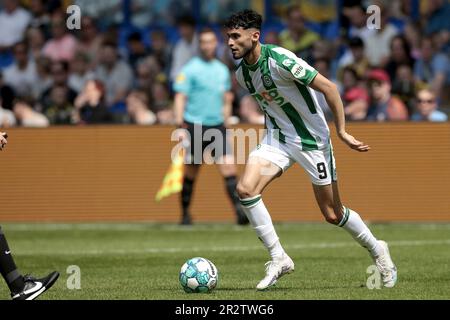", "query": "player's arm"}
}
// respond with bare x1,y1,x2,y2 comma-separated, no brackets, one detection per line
173,92,187,127
309,73,370,152
223,91,234,127
0,132,8,151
